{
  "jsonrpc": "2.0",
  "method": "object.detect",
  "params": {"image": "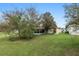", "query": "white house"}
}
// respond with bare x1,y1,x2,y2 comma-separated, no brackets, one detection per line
67,24,79,35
